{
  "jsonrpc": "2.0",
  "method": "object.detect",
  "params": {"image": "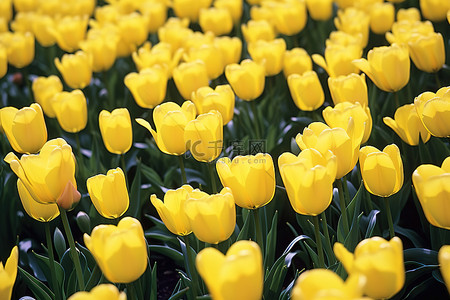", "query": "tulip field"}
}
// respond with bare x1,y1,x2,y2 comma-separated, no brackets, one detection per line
2,0,450,299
